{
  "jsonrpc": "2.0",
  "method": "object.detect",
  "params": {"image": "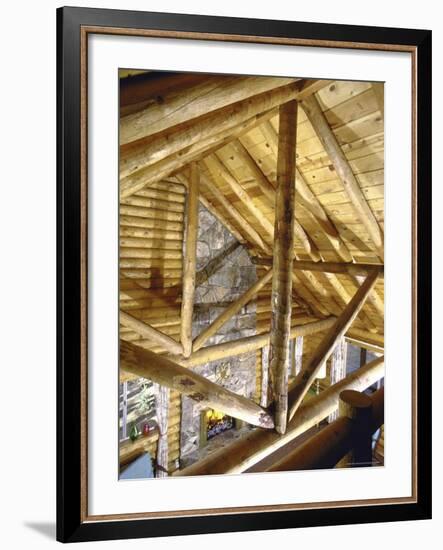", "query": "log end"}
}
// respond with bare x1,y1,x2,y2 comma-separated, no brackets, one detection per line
274,407,288,435
259,410,276,430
